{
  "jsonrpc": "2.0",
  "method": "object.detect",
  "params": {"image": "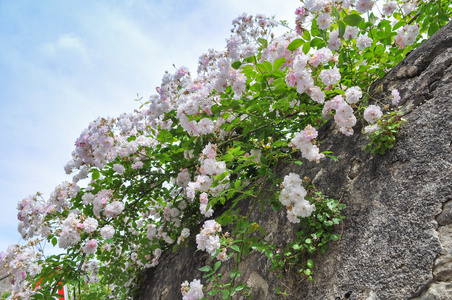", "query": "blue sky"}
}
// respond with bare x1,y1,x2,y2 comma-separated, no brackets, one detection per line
0,0,300,252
